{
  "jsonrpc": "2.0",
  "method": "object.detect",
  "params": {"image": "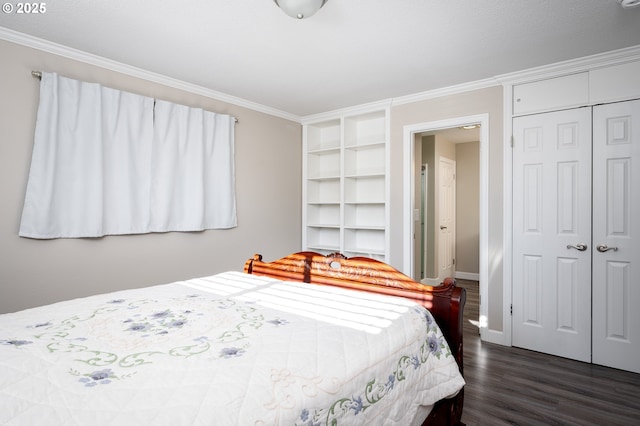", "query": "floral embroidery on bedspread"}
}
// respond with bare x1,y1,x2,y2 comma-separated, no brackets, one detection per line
295,307,451,426
1,292,289,388
1,273,466,425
